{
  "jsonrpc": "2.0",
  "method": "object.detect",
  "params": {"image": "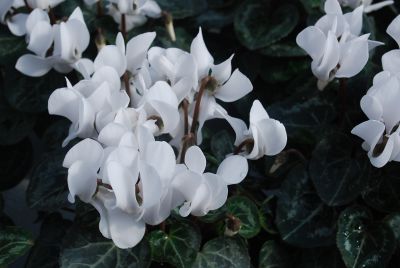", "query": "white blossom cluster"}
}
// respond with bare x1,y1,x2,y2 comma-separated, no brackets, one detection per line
48,28,287,248
352,15,400,168
338,0,394,13
84,0,162,32
296,0,382,90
